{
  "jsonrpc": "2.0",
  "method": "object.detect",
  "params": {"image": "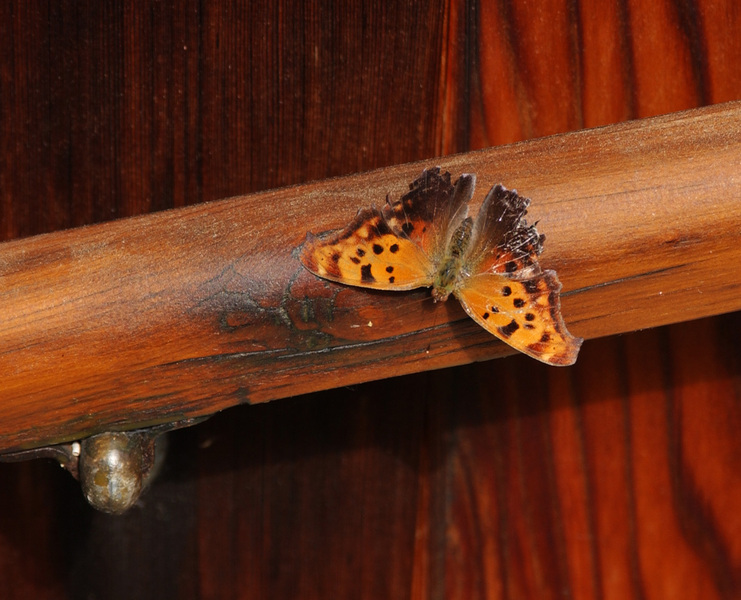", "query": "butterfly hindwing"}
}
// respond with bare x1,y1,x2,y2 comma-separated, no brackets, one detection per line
300,206,433,291
454,271,582,366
